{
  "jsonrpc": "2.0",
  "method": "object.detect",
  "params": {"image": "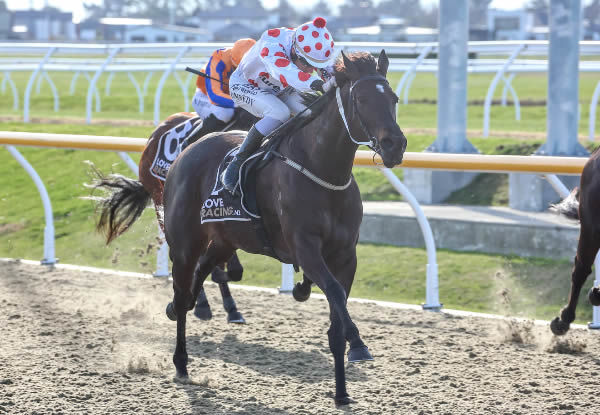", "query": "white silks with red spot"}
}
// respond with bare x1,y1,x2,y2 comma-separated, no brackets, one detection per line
234,17,335,94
